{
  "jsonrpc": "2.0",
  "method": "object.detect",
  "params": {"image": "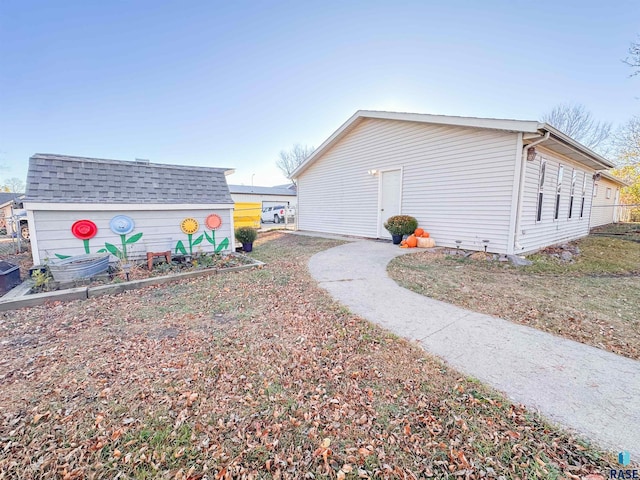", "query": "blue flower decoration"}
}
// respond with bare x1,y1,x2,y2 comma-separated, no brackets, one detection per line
109,215,135,235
